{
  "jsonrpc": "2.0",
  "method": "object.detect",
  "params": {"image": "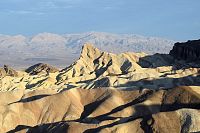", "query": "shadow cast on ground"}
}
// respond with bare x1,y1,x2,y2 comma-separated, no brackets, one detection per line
9,94,50,105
